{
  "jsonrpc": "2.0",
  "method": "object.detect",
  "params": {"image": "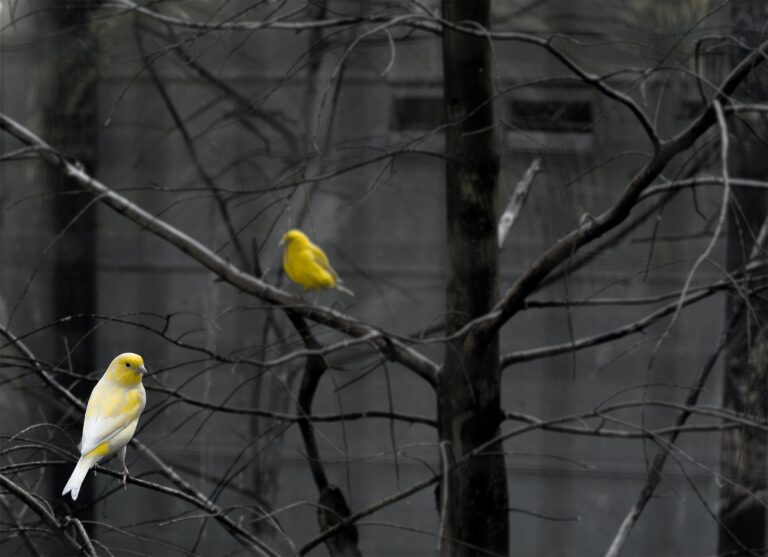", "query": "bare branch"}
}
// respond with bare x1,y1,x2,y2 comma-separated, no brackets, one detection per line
648,100,731,347
148,382,436,426
112,3,664,146
604,96,766,557
436,441,452,553
0,493,42,557
107,0,403,32
0,323,280,557
479,37,768,341
287,313,362,556
501,282,738,368
0,112,438,386
640,176,768,202
297,394,768,555
498,158,541,249
0,474,92,557
726,103,768,113
67,517,97,557
603,311,737,557
139,29,248,265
